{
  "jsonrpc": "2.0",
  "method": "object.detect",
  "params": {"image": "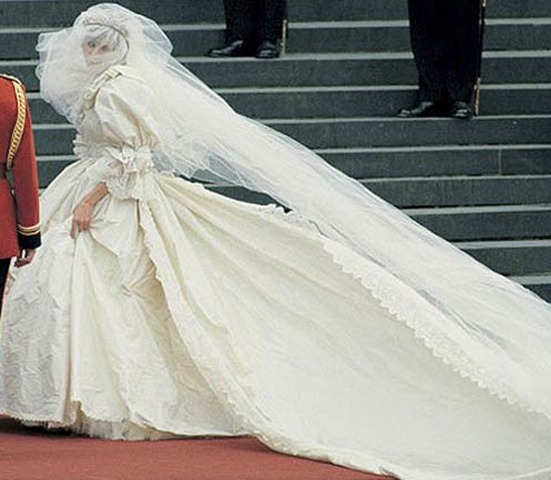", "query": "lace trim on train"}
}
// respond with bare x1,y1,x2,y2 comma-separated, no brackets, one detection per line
257,203,546,421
